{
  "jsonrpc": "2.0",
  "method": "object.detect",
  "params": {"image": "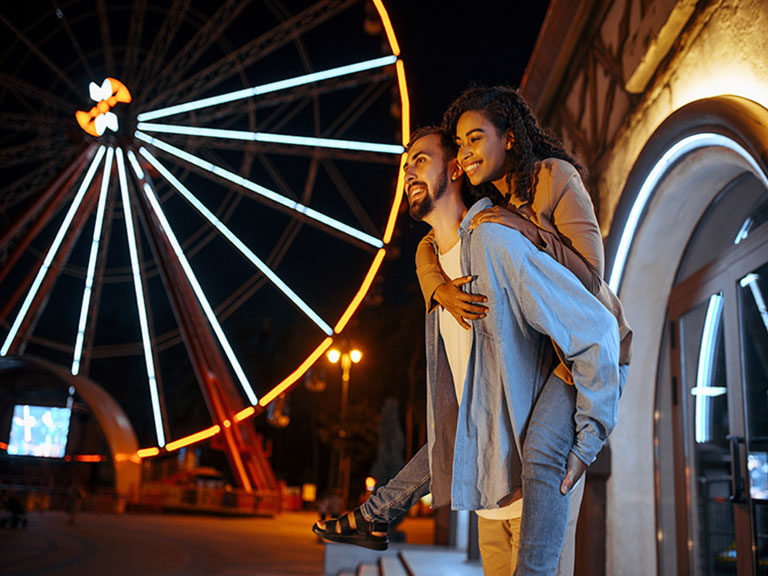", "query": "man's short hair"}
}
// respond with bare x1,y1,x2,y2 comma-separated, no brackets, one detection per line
406,126,457,161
